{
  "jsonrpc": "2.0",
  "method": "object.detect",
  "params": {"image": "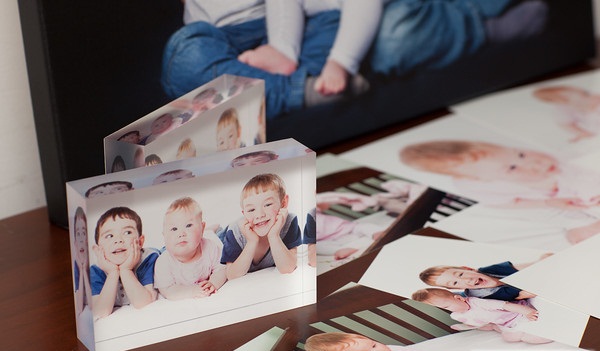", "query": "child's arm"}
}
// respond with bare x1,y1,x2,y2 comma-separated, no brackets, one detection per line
91,246,120,319
566,220,600,244
502,301,540,321
512,253,553,271
74,262,84,315
515,290,537,300
265,0,303,64
226,219,261,280
267,208,298,274
208,265,227,290
505,197,592,210
119,240,157,309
